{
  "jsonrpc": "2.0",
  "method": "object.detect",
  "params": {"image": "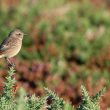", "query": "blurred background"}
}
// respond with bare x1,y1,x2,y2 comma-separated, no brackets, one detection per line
0,0,110,109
